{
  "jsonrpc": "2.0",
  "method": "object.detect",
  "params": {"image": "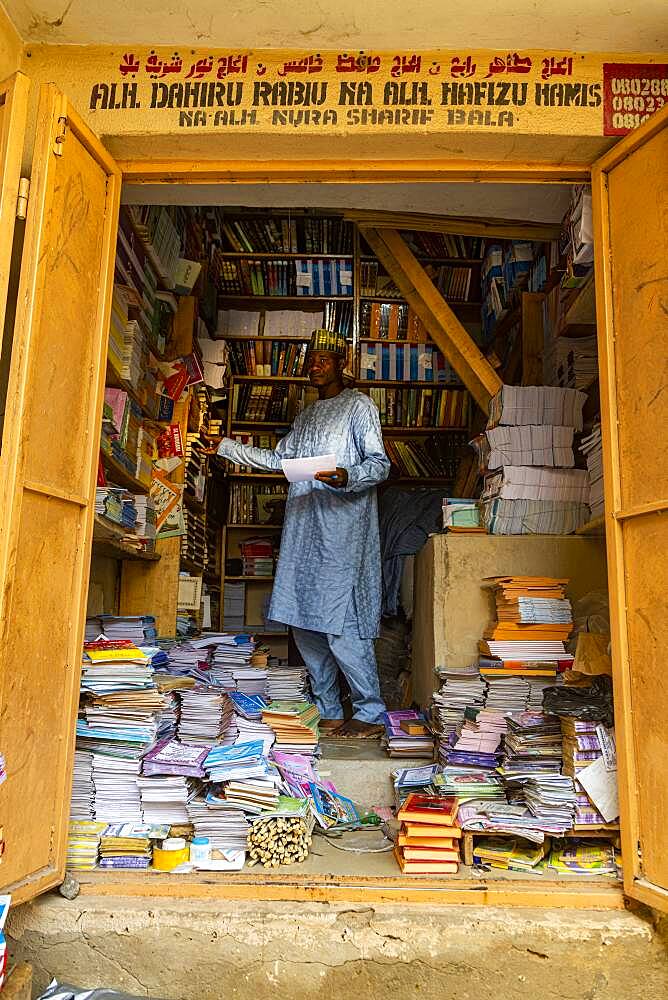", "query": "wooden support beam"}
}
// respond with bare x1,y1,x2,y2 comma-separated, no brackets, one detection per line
521,292,545,385
350,210,561,242
360,227,502,412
